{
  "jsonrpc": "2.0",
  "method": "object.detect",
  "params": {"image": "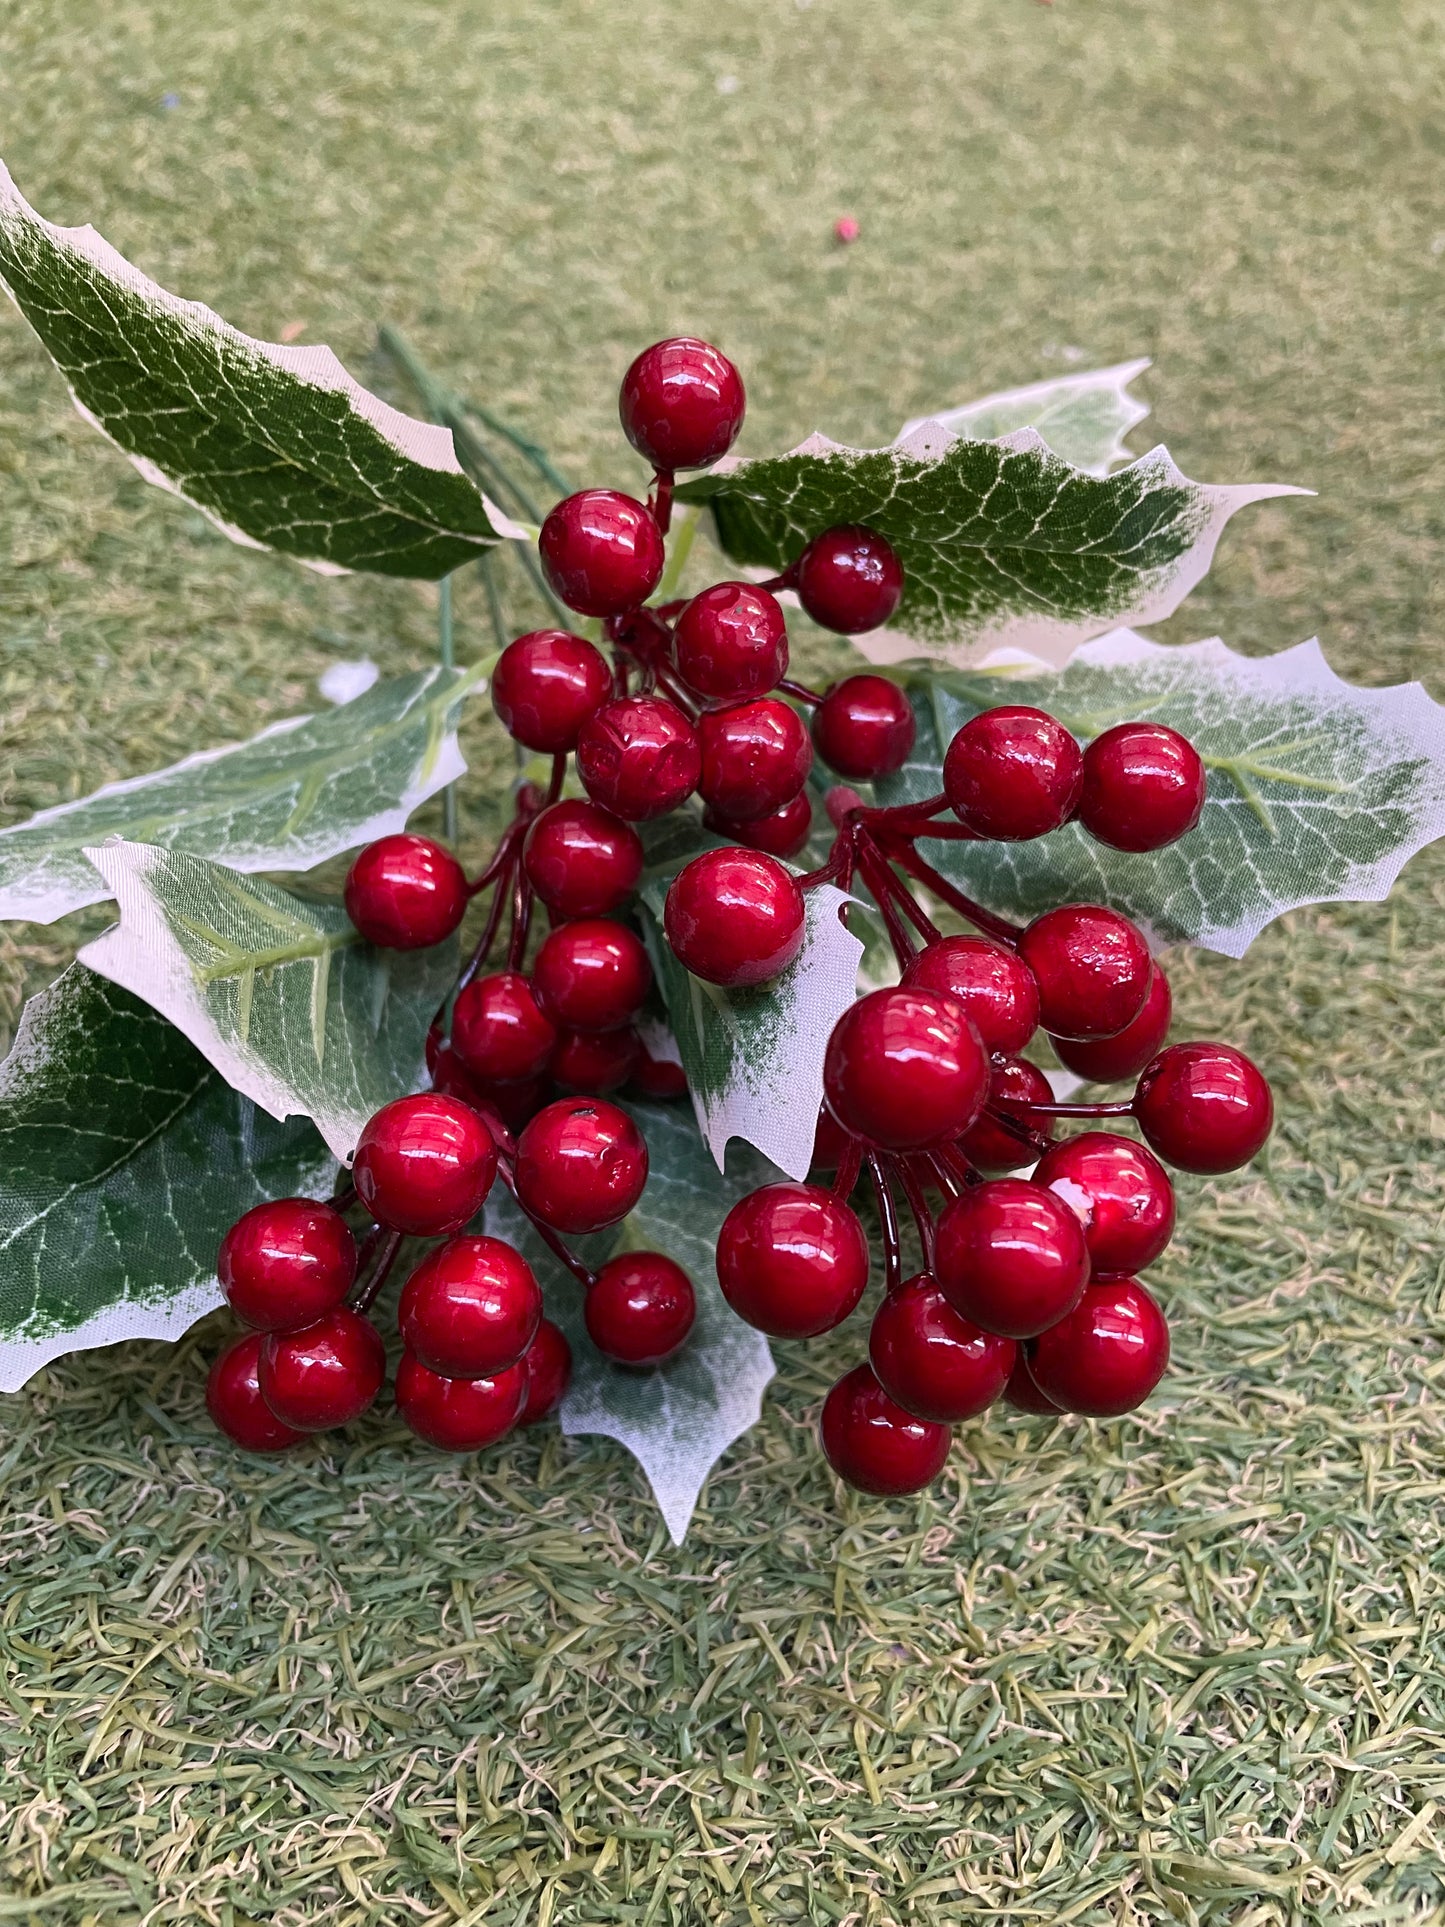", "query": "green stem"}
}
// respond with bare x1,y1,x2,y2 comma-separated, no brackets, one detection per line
460,398,572,497
438,574,459,844
478,553,509,654
654,504,699,603
193,927,360,984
